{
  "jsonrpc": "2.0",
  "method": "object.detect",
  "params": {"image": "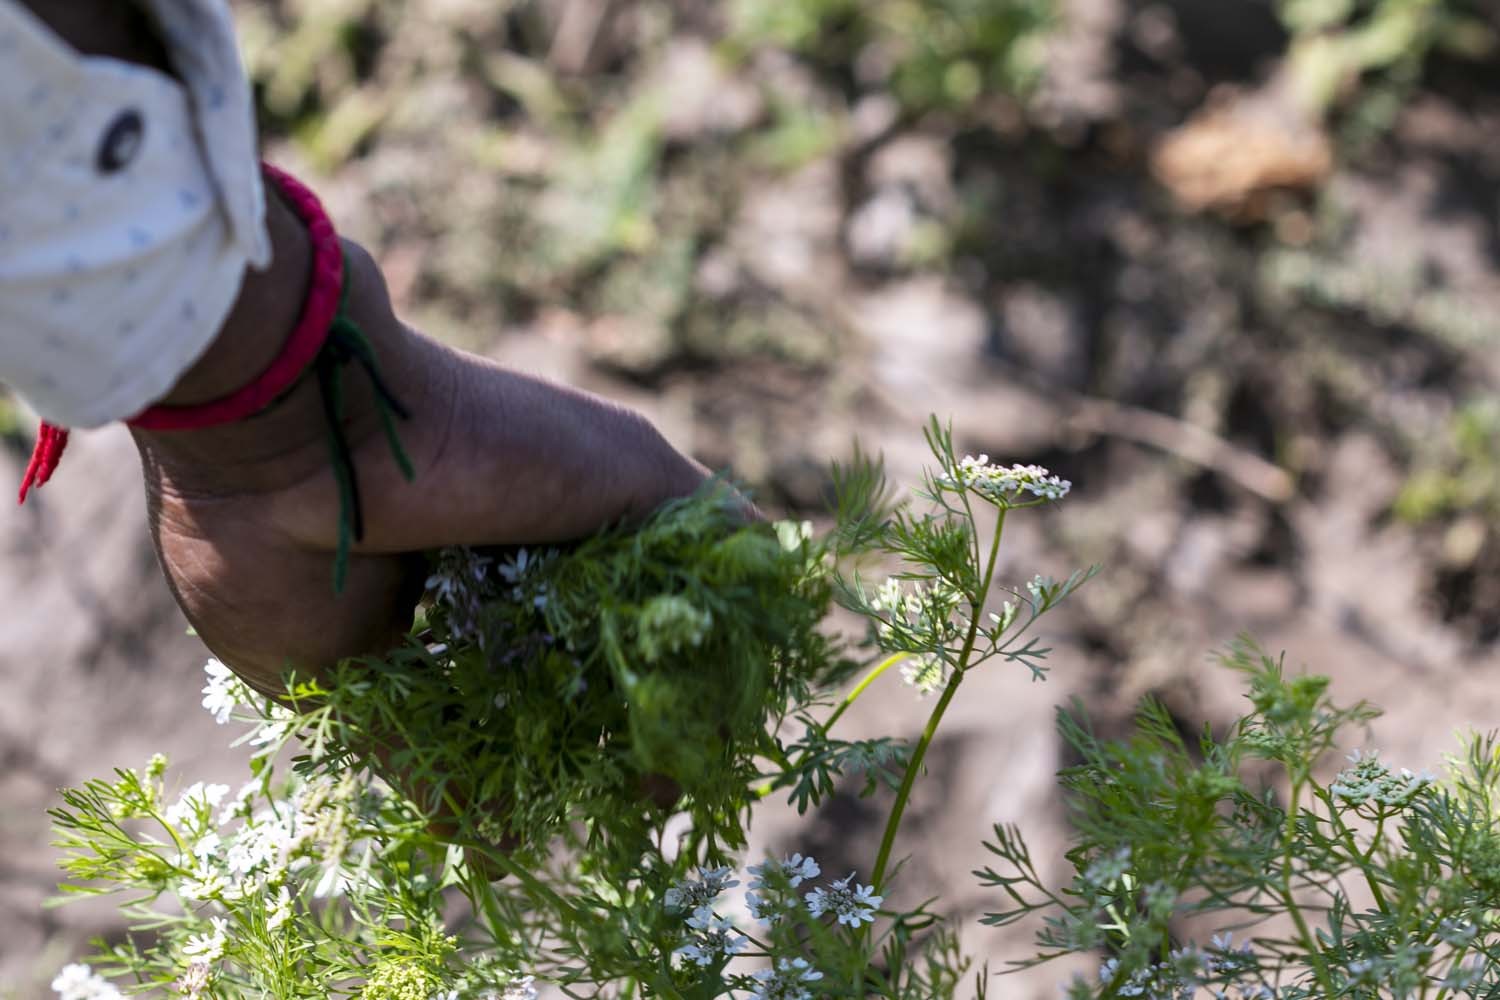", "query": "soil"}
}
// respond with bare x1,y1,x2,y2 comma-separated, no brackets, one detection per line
3,0,1499,996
